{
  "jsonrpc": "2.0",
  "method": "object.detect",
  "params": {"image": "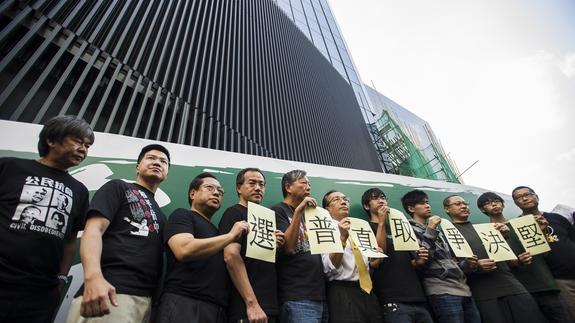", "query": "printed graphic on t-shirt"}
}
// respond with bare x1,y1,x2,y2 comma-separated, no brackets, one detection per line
295,222,311,254
9,176,73,239
123,188,160,237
